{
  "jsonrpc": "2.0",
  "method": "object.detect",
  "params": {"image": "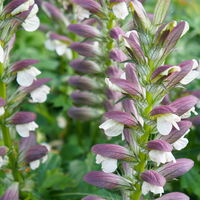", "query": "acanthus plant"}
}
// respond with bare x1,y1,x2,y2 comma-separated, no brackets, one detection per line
84,0,198,199
0,0,50,198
